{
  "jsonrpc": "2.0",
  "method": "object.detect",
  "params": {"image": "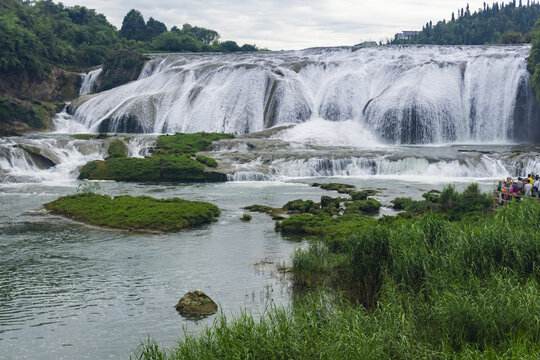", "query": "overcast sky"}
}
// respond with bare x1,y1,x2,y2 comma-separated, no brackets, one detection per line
58,0,491,50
